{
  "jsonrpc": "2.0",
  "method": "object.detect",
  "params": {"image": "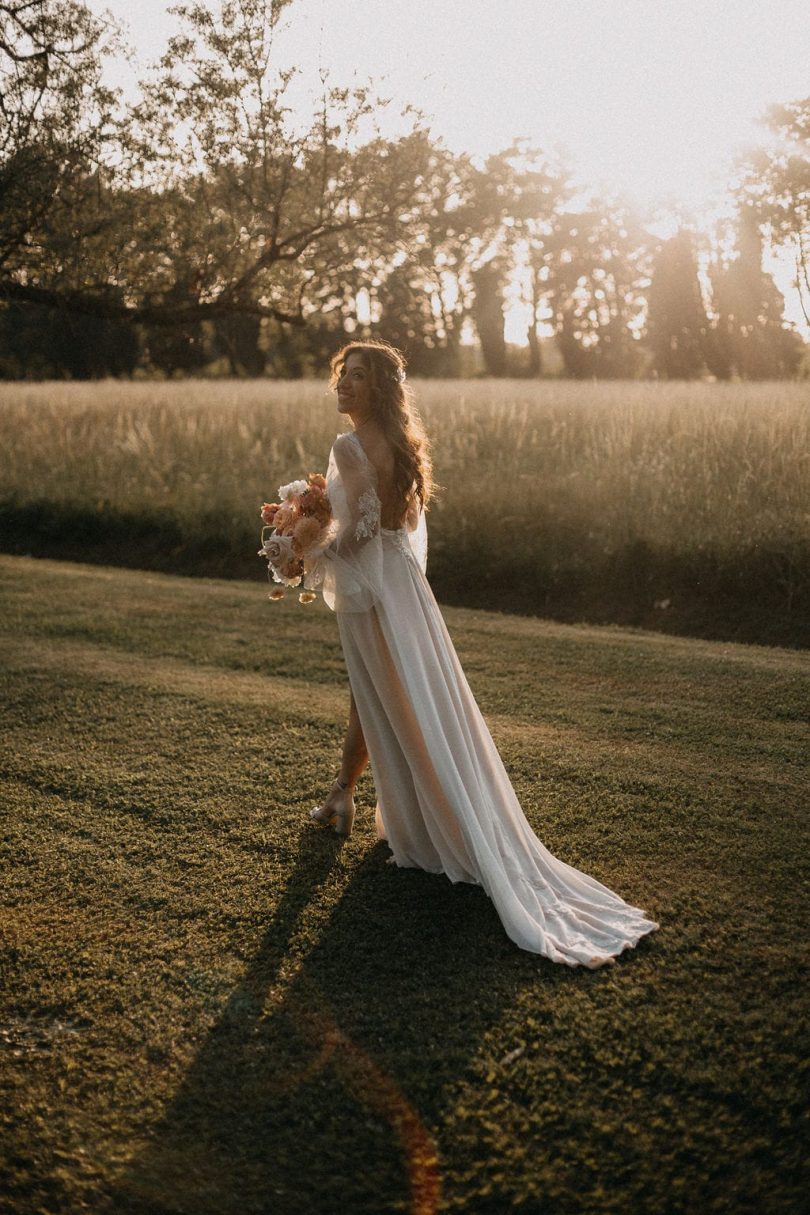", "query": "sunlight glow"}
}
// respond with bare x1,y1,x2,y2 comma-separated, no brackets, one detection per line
92,0,810,217
89,0,810,332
